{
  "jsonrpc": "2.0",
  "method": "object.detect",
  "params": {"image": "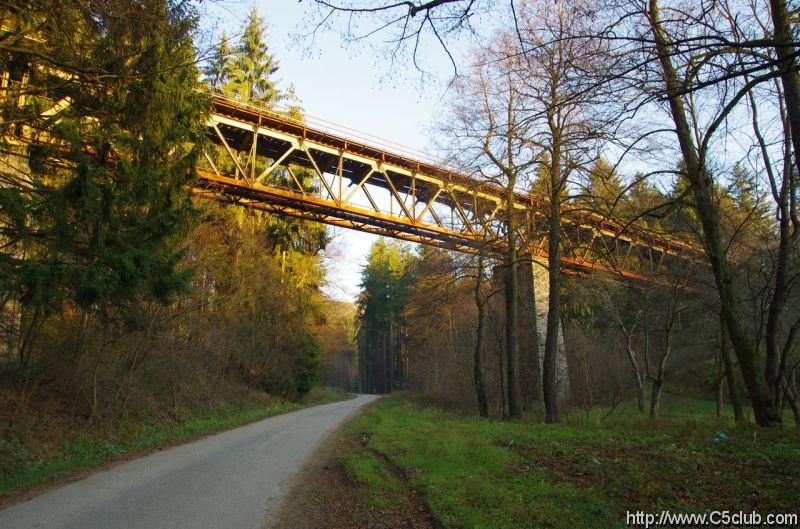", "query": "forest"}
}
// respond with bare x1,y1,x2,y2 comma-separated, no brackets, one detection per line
0,1,354,495
305,1,800,524
0,0,798,526
344,0,800,428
